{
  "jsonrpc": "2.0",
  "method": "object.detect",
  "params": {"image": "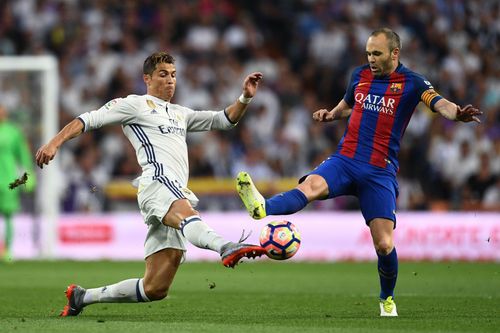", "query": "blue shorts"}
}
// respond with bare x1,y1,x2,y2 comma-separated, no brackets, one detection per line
301,154,399,226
